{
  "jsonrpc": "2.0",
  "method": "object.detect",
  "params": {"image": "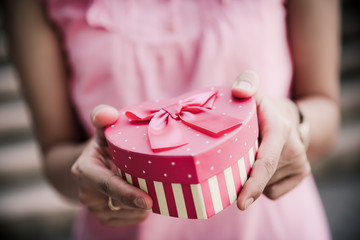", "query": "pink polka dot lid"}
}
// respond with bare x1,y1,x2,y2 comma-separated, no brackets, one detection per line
105,86,258,184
